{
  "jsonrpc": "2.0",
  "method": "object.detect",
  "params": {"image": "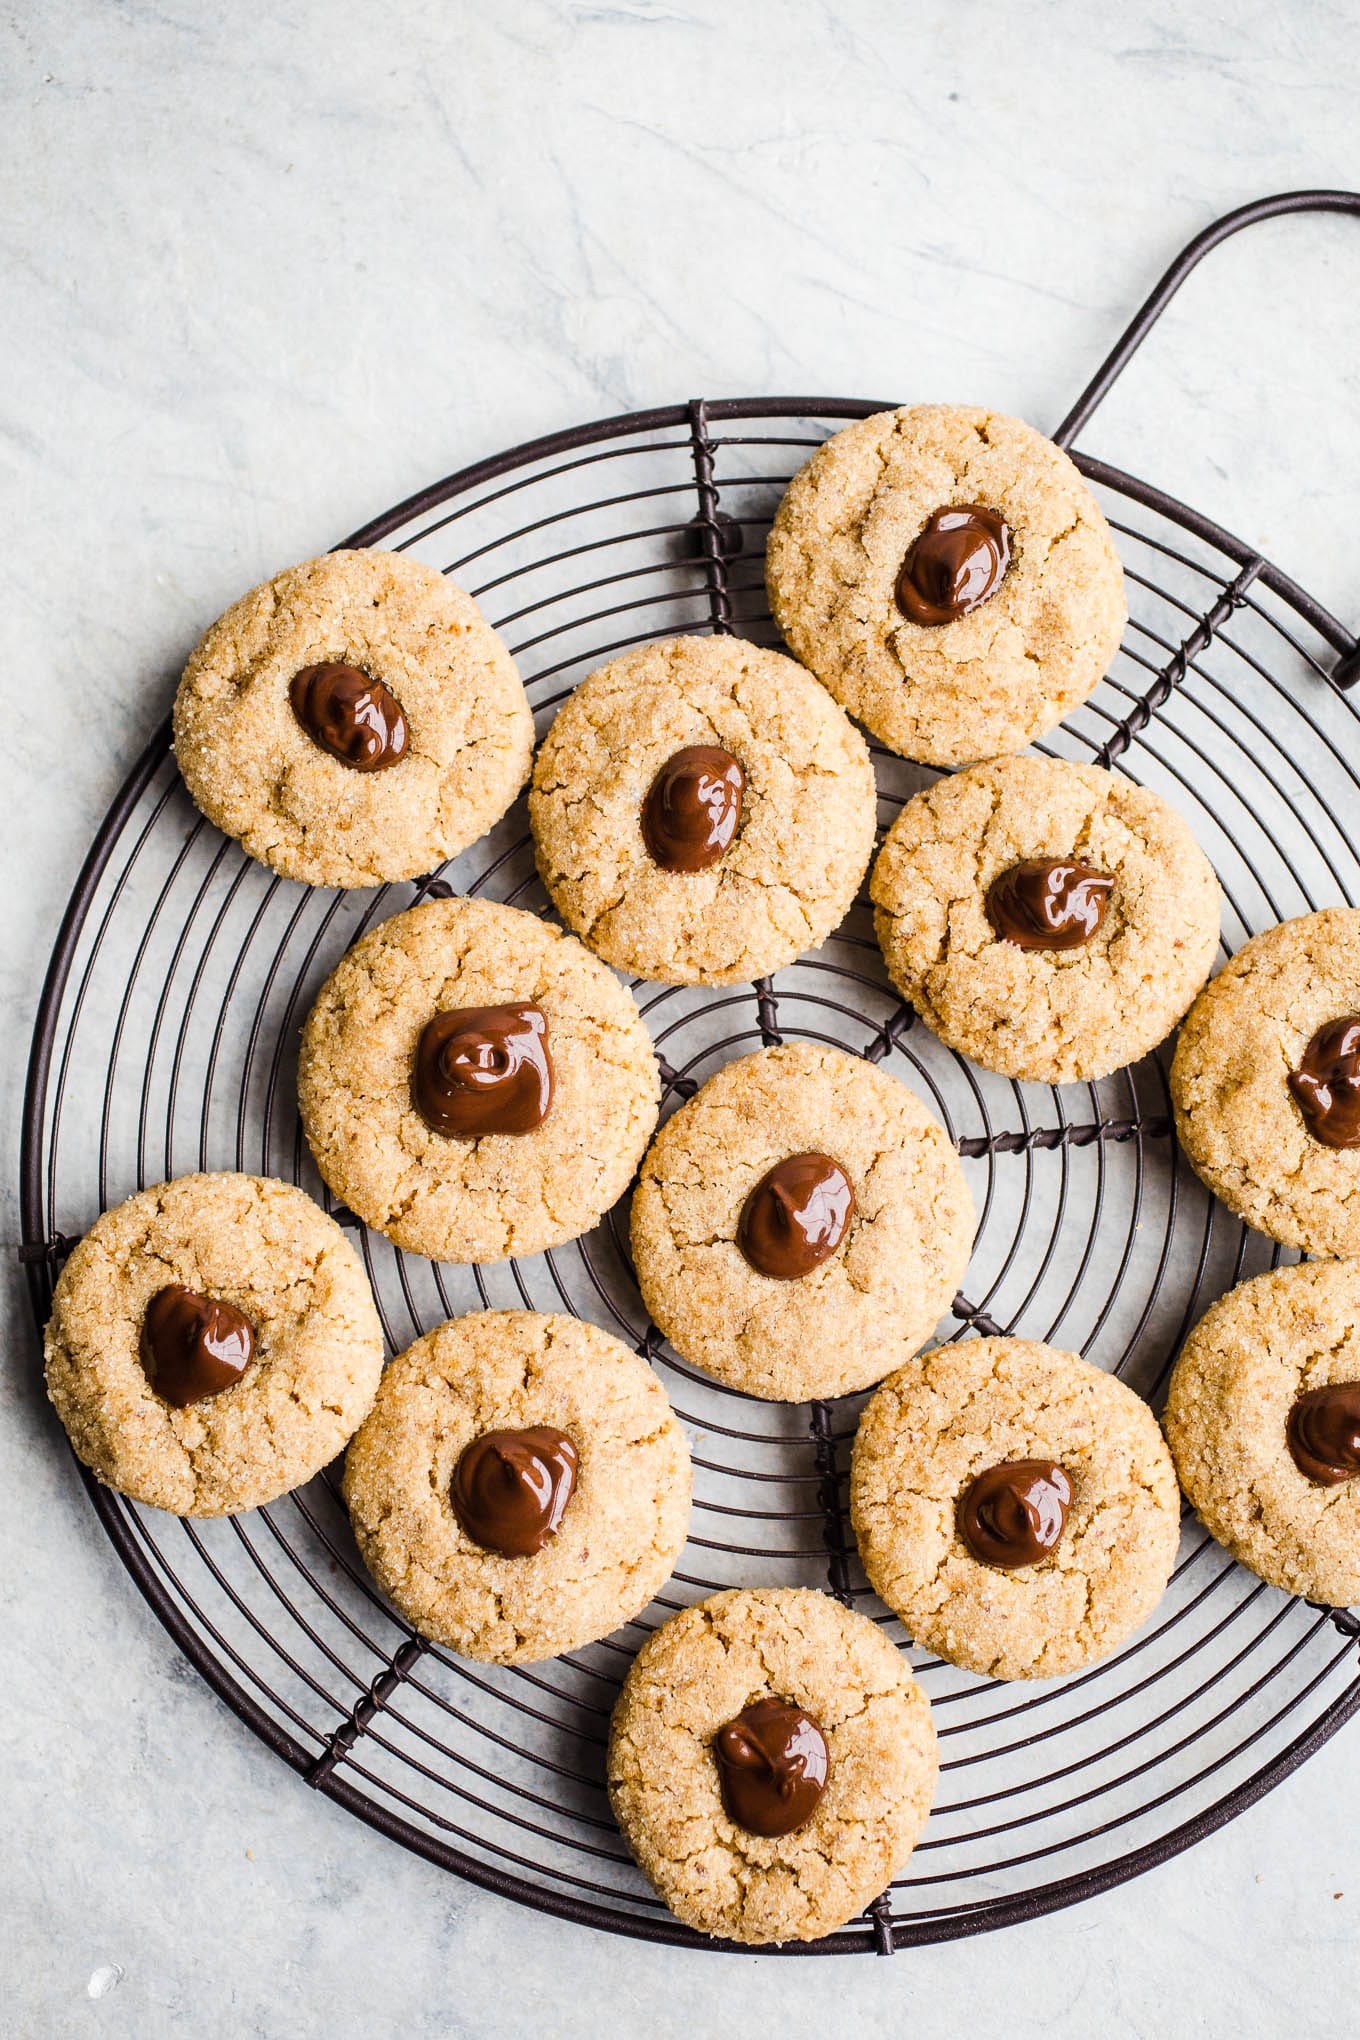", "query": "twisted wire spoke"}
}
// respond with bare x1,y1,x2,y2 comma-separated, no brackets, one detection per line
25,401,1360,1955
